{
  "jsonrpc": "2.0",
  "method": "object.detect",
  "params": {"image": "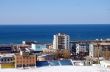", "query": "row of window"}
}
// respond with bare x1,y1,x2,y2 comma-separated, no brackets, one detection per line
16,60,36,63
16,64,35,67
17,56,35,59
0,58,14,62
